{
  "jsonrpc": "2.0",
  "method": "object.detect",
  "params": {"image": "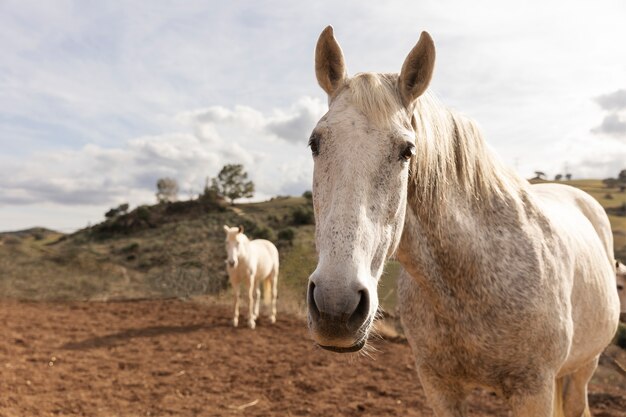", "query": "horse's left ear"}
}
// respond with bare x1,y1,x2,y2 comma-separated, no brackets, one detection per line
315,25,347,97
238,225,244,234
398,31,436,108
